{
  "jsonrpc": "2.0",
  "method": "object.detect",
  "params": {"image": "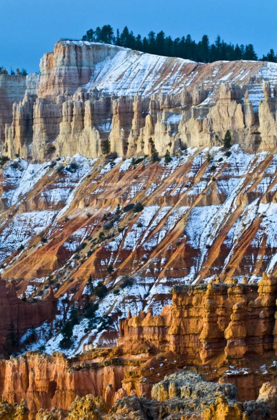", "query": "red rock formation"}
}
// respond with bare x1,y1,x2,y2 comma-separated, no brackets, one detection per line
0,275,276,417
0,279,56,355
2,146,277,353
0,351,131,418
119,275,277,363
